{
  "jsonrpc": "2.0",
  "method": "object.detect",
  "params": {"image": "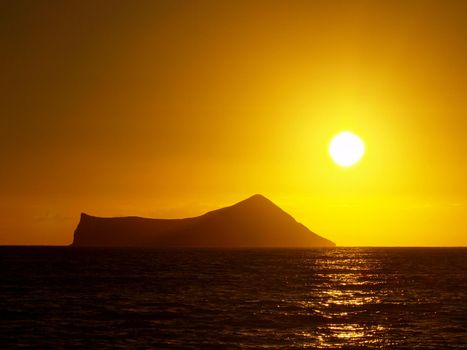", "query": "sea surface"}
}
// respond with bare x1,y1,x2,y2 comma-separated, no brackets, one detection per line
1,247,466,349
